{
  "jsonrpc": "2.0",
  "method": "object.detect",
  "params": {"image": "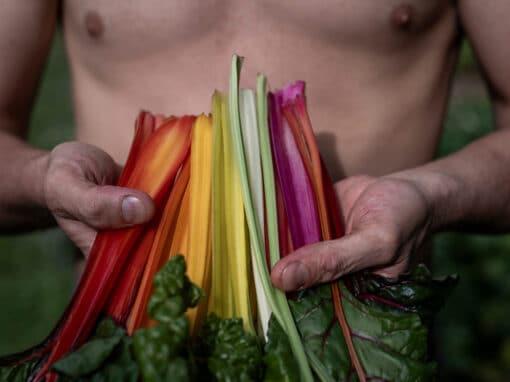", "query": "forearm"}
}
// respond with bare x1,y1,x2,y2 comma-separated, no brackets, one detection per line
0,129,54,230
390,127,510,233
